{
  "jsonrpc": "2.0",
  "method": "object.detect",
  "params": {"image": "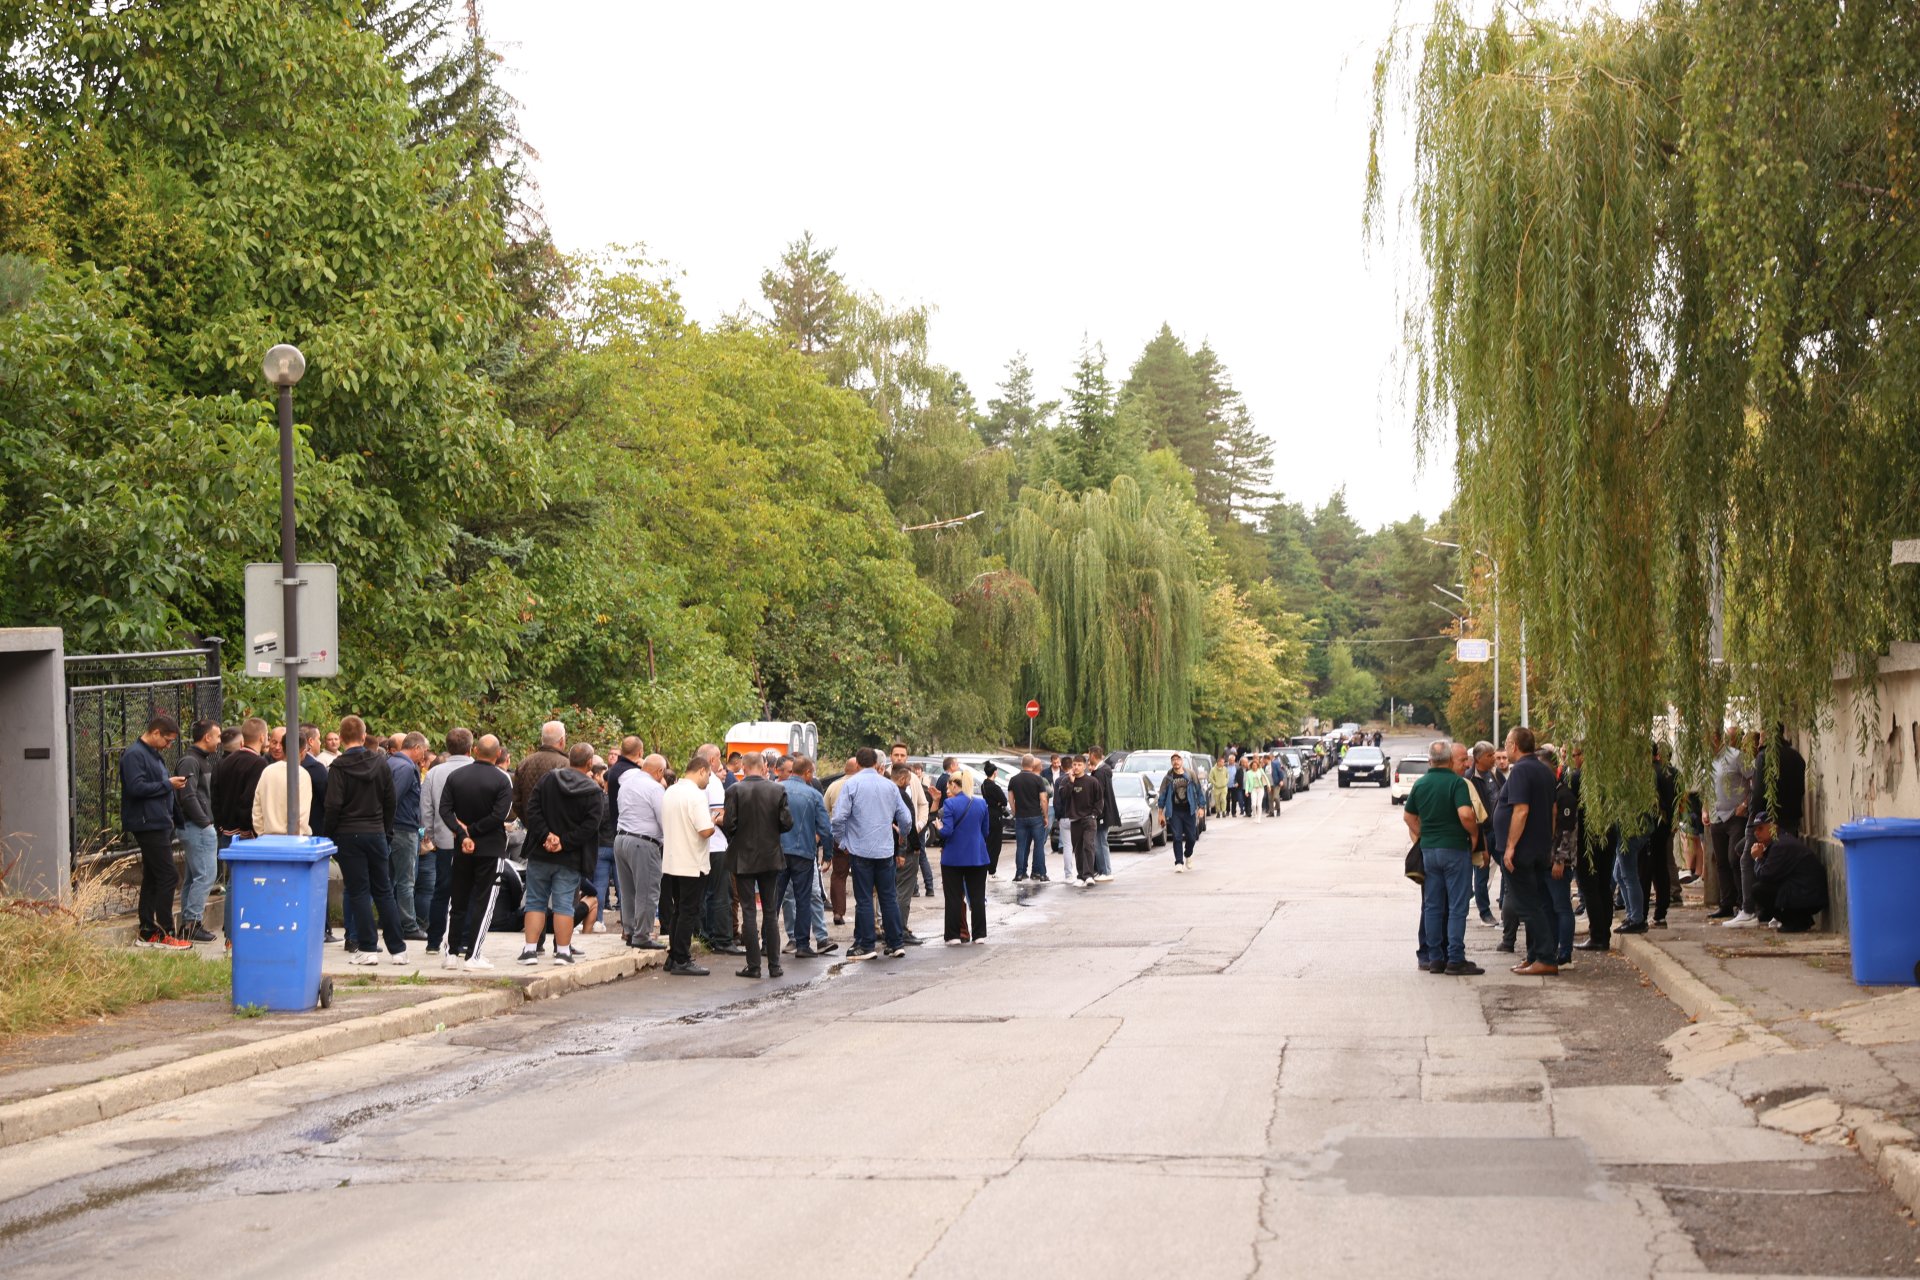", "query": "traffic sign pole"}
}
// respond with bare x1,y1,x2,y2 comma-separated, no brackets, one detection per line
1025,699,1040,750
